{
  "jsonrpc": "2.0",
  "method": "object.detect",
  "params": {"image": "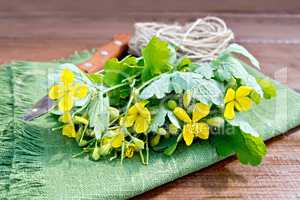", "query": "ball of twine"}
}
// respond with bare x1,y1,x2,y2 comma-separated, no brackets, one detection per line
129,16,234,62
